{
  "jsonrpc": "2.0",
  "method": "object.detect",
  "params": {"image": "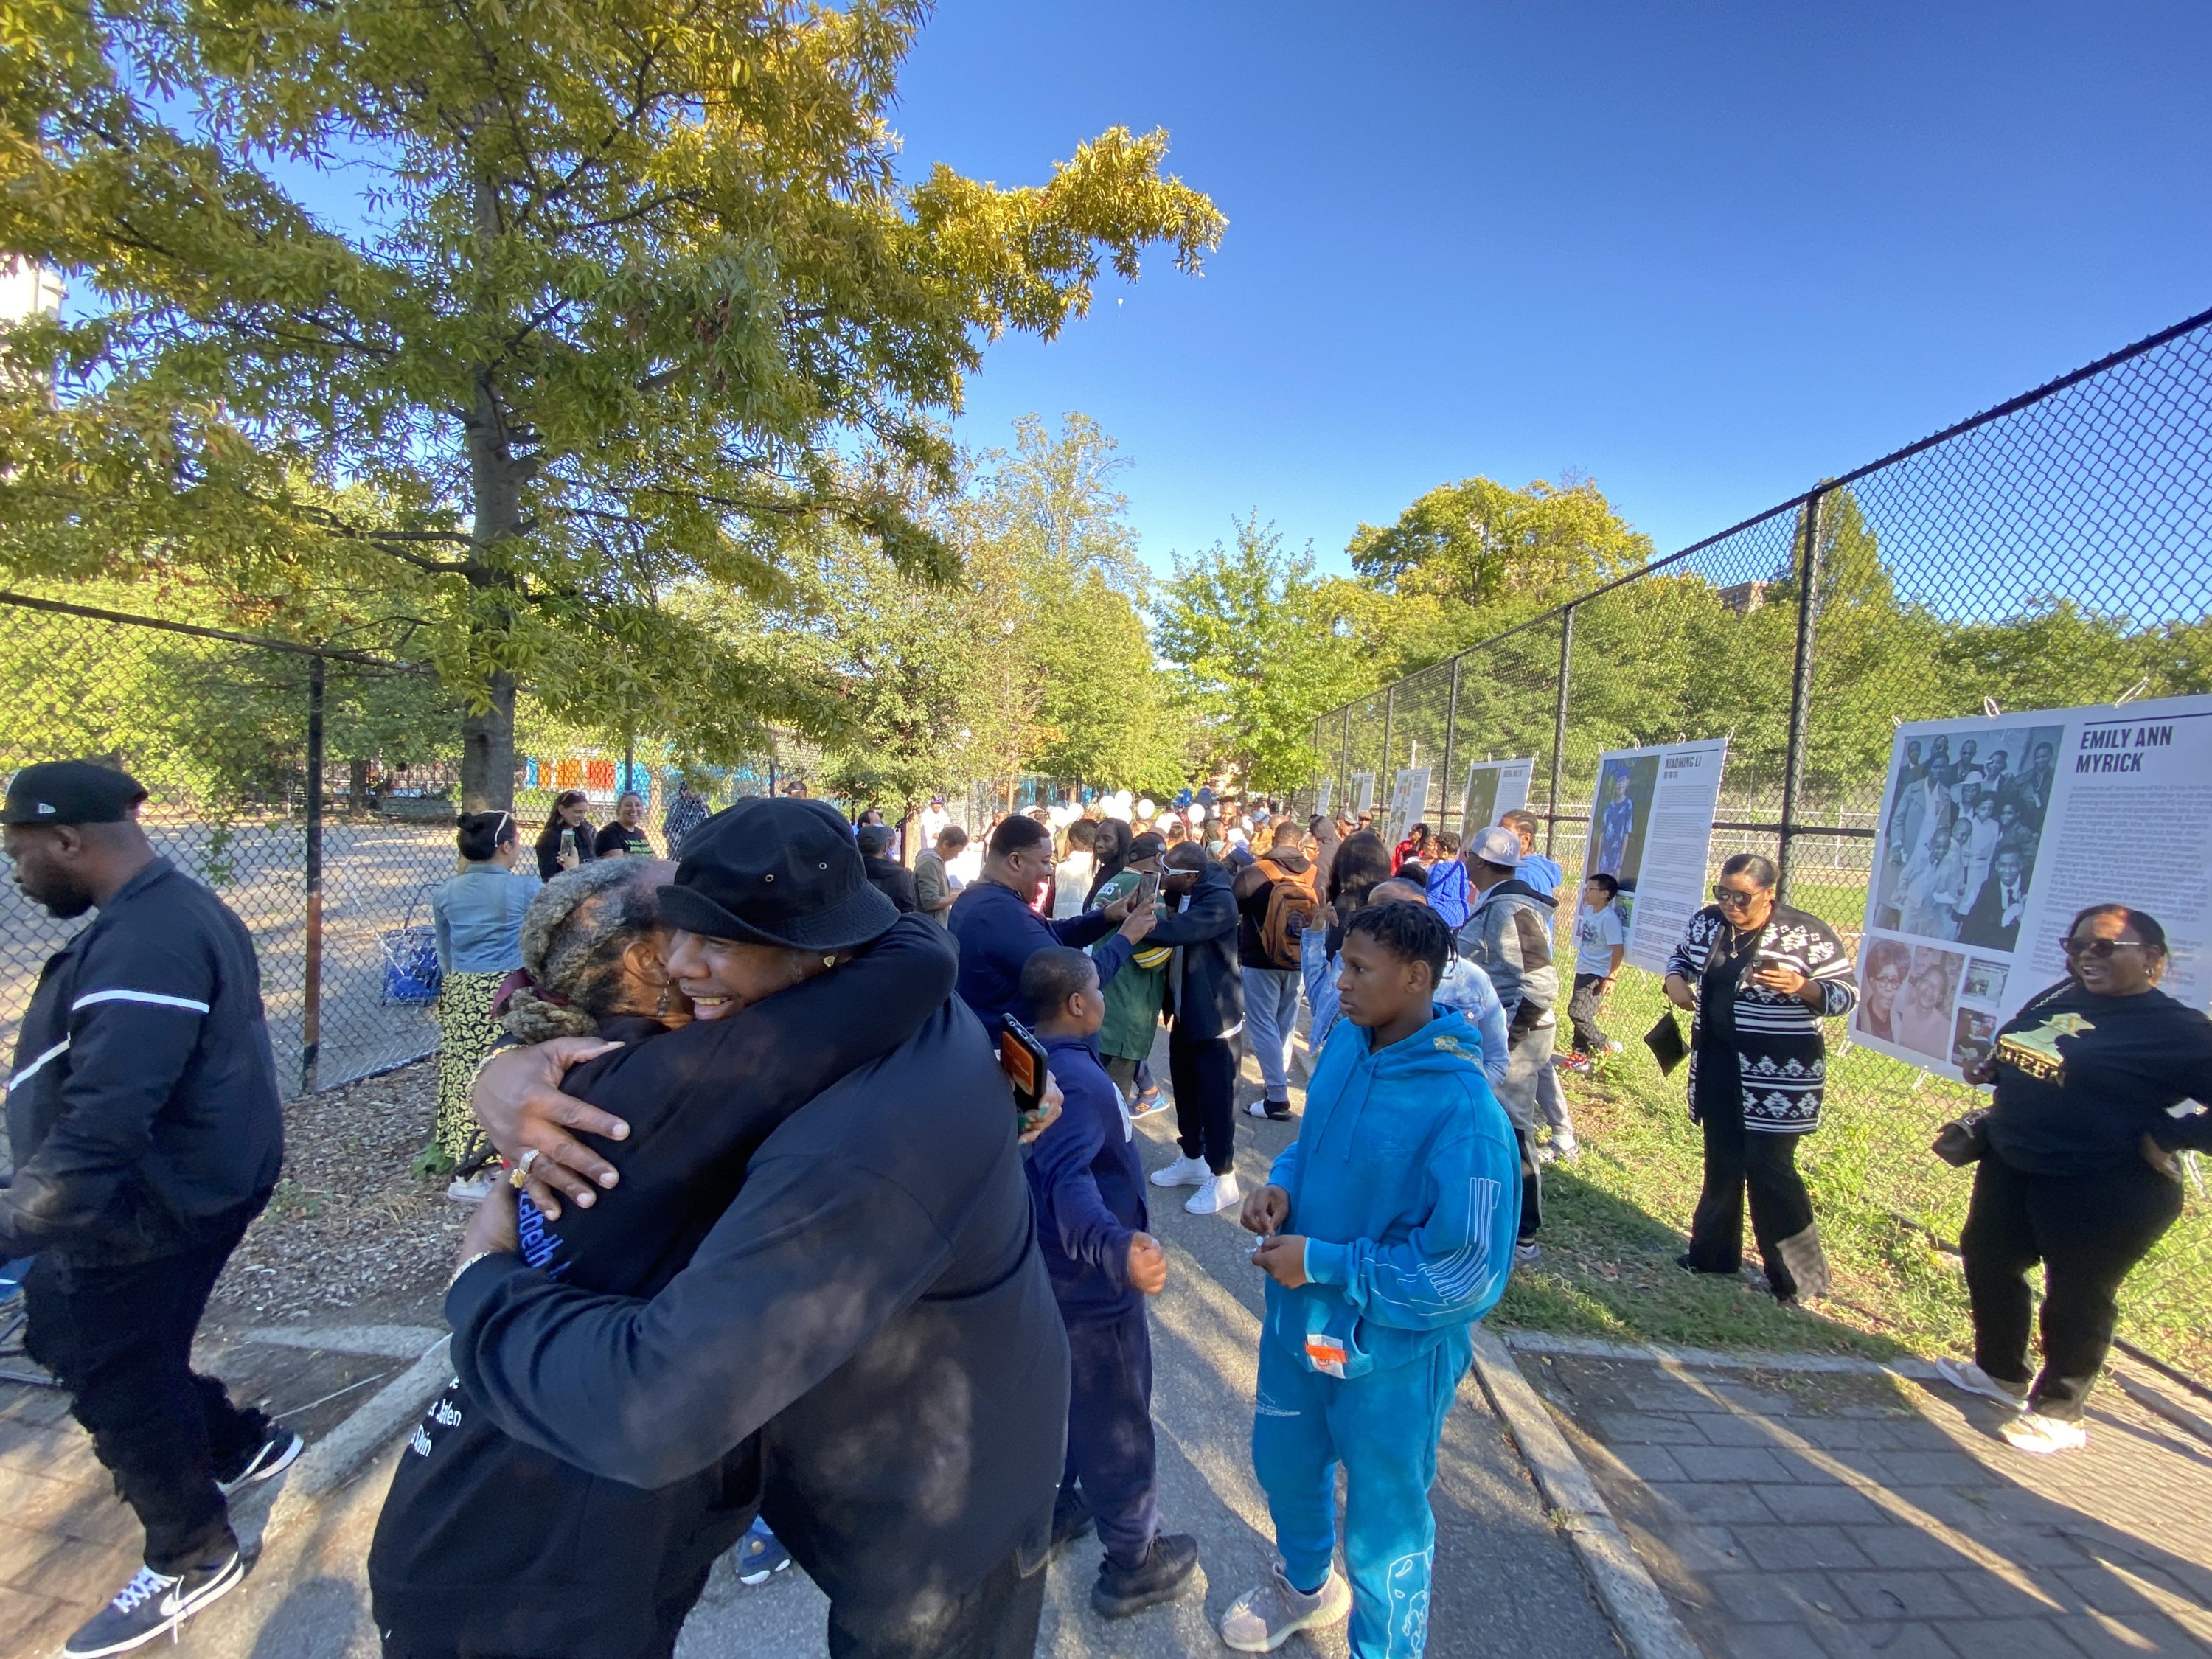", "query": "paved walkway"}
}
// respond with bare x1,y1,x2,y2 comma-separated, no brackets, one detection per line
1531,1344,2212,1658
